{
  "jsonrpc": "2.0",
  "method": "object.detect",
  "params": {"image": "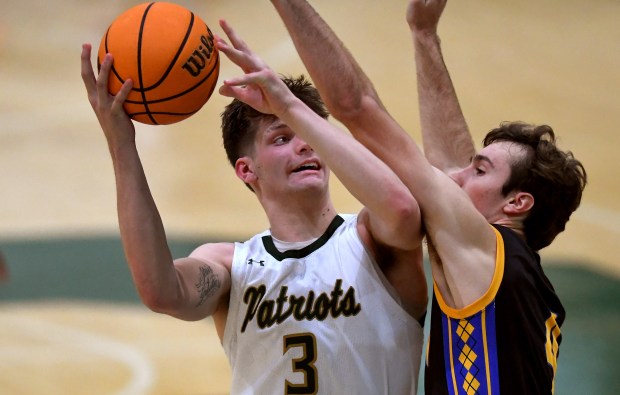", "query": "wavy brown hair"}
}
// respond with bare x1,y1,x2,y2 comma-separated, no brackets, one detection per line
483,122,587,251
